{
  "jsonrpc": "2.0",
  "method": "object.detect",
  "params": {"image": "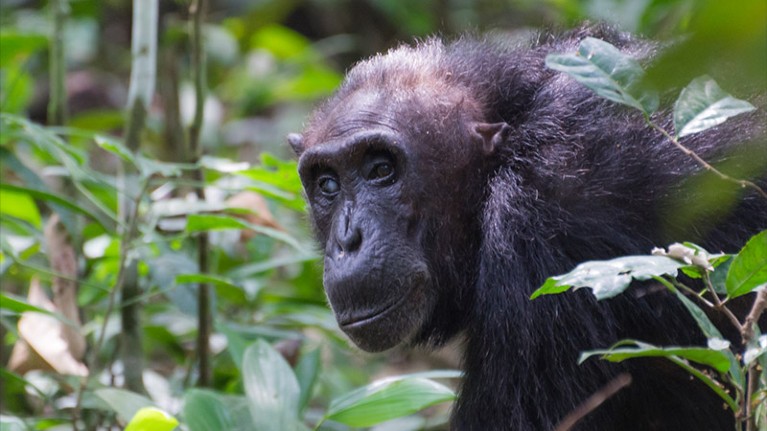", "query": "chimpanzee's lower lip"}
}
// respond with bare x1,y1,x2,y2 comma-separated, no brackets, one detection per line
339,286,414,329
